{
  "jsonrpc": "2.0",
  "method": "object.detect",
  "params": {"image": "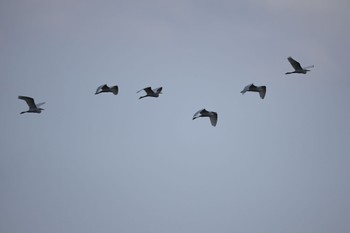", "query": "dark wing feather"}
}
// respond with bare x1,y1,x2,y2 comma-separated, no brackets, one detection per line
153,87,162,94
200,109,209,115
288,57,303,71
137,87,151,93
96,84,107,94
18,96,36,108
259,86,266,99
241,83,253,94
101,84,109,91
110,85,119,95
209,112,218,127
143,87,155,95
193,108,206,119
